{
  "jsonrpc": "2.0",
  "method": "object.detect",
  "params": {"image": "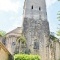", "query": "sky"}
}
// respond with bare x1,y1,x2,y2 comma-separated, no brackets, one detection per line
0,0,60,35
